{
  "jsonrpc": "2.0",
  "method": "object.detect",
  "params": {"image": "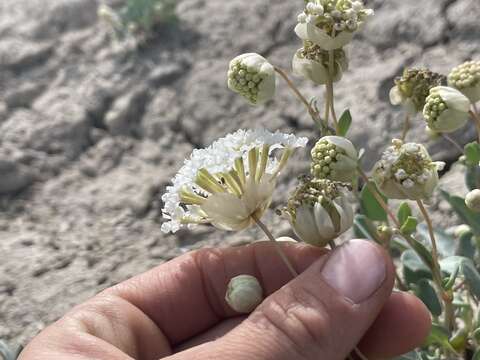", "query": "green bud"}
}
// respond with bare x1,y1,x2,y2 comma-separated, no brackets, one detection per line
465,189,480,212
448,60,480,103
225,275,263,313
